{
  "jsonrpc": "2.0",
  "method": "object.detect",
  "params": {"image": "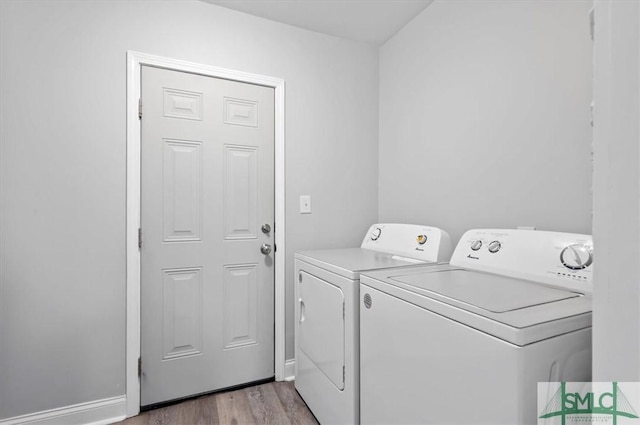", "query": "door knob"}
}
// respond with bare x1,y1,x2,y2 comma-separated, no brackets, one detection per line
261,244,272,255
